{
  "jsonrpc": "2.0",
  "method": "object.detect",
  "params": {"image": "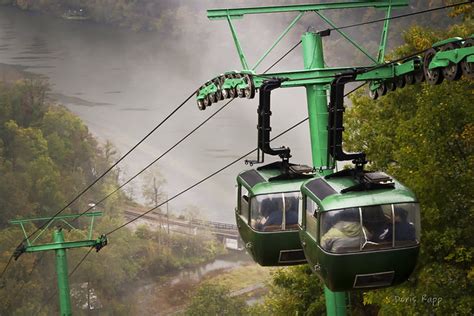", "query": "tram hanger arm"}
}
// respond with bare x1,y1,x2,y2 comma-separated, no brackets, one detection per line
252,62,415,88
207,1,408,20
